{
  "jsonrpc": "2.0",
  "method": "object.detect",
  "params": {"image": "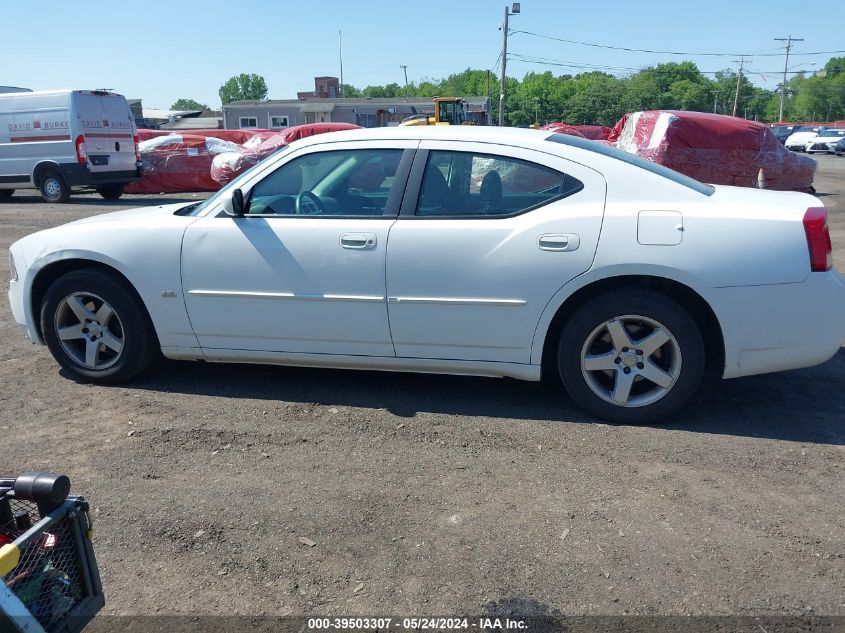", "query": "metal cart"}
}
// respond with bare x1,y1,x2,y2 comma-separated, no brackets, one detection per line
0,473,104,633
